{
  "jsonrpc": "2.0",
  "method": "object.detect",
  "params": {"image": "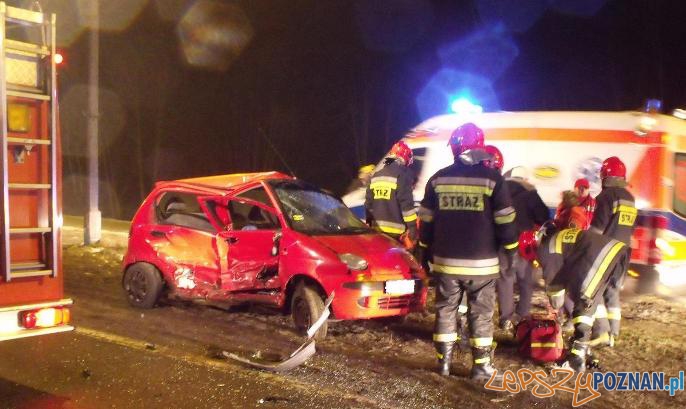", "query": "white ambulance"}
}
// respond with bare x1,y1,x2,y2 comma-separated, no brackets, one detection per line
342,110,686,287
